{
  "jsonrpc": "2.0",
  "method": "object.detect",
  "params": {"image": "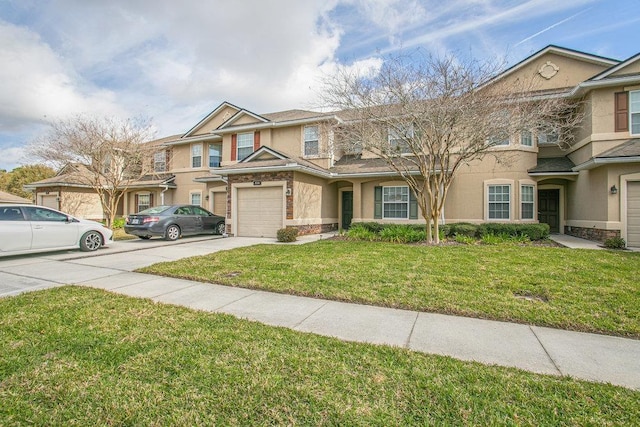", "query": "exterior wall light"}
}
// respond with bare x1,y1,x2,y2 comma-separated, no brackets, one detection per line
610,185,617,195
